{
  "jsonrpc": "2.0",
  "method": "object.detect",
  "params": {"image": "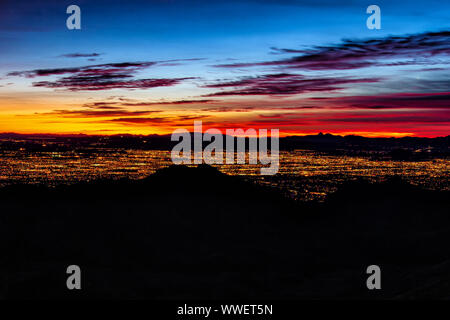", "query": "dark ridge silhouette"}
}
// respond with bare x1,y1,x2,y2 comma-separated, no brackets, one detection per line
2,165,450,299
